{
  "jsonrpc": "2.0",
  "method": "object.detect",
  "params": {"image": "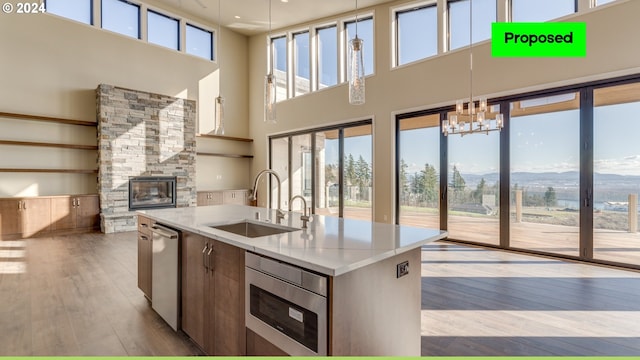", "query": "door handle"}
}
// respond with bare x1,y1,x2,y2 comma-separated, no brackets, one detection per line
76,198,80,207
18,201,22,211
22,201,26,210
207,246,214,272
202,244,208,272
140,235,149,241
